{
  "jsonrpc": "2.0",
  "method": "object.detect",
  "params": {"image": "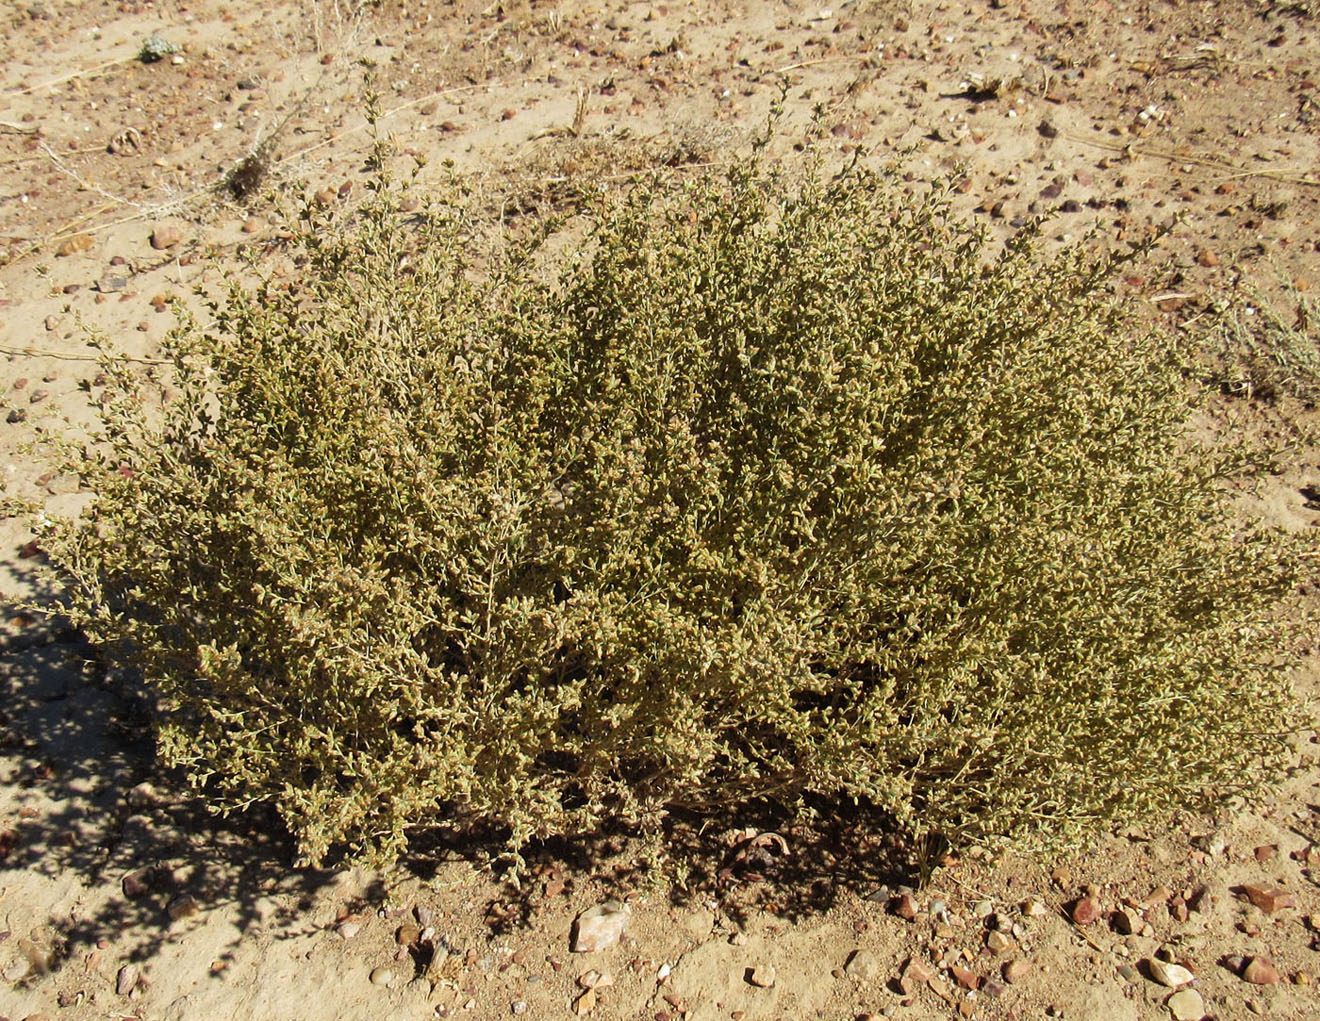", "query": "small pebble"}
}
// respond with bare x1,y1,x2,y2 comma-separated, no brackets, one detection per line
396,923,420,945
748,964,776,988
1071,898,1101,925
116,963,138,996
986,931,1013,955
572,902,630,953
844,949,883,982
1240,885,1294,915
1167,987,1204,1021
167,895,200,921
1148,959,1195,988
150,225,182,250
